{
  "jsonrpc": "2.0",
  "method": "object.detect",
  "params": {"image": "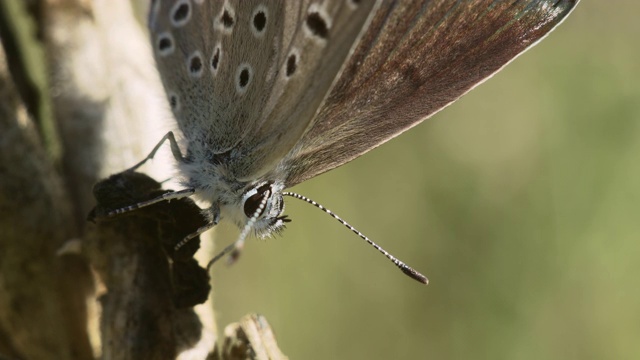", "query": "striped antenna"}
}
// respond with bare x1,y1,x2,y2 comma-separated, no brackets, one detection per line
283,192,428,285
206,187,271,271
